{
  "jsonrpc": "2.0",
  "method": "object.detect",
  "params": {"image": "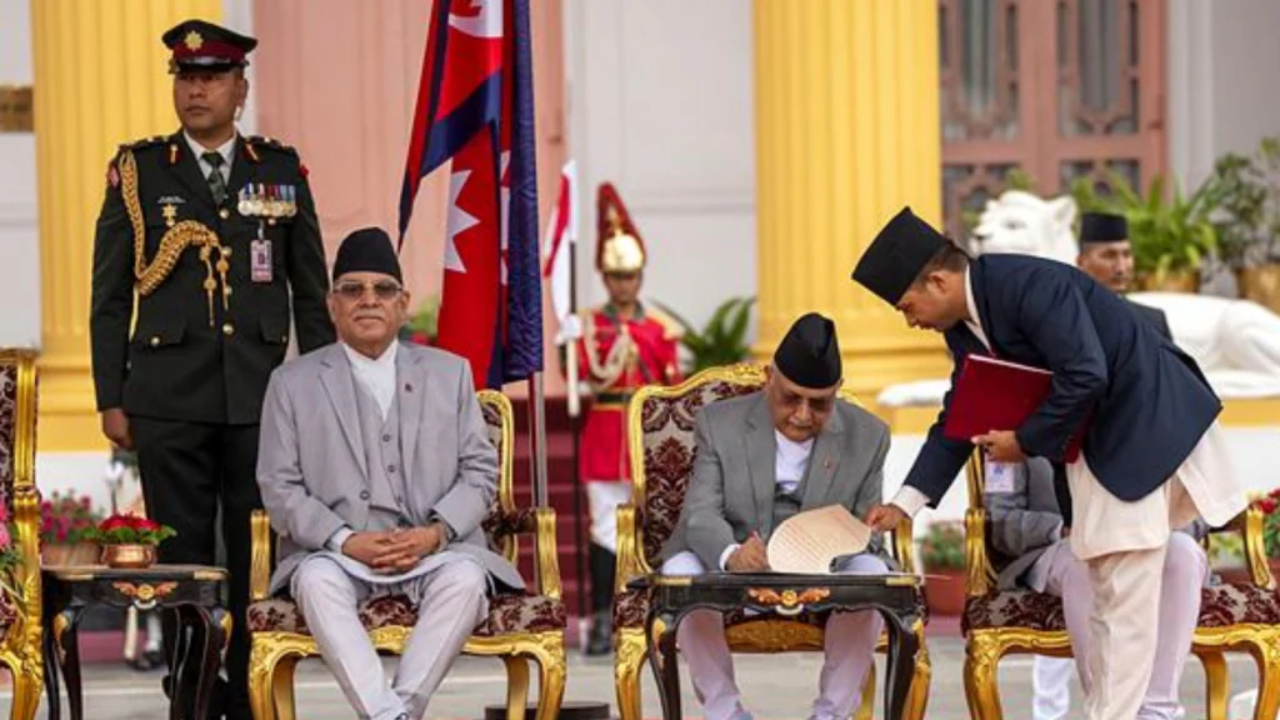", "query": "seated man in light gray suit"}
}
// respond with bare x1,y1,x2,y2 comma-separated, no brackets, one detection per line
257,227,523,720
986,457,1208,720
660,313,892,720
